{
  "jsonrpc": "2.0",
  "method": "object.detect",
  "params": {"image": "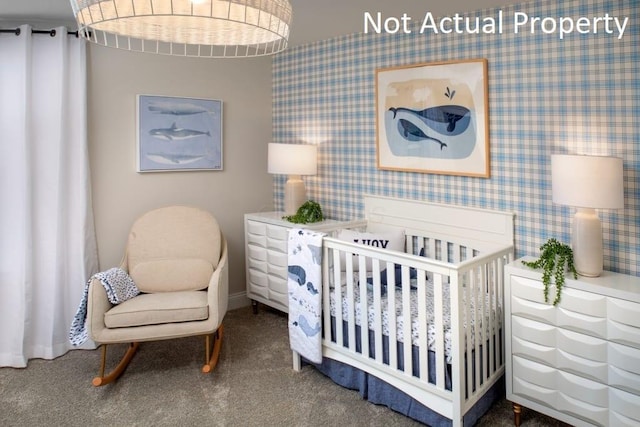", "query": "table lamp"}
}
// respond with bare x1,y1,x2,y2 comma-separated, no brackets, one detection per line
268,143,317,215
551,154,624,277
